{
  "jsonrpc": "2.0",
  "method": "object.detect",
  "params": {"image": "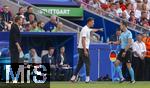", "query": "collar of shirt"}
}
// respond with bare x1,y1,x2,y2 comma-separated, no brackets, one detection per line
48,54,52,58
